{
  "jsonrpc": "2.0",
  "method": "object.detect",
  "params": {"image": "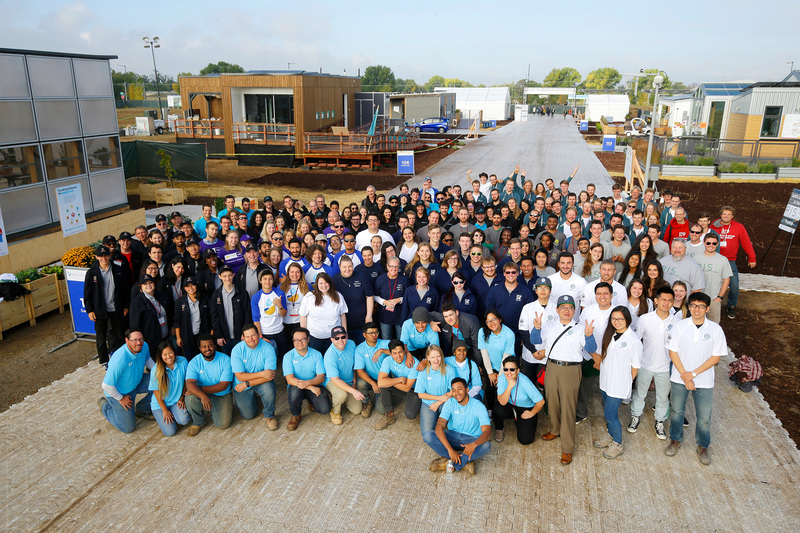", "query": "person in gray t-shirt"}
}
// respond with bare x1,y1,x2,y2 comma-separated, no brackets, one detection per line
660,240,705,293
694,235,732,323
